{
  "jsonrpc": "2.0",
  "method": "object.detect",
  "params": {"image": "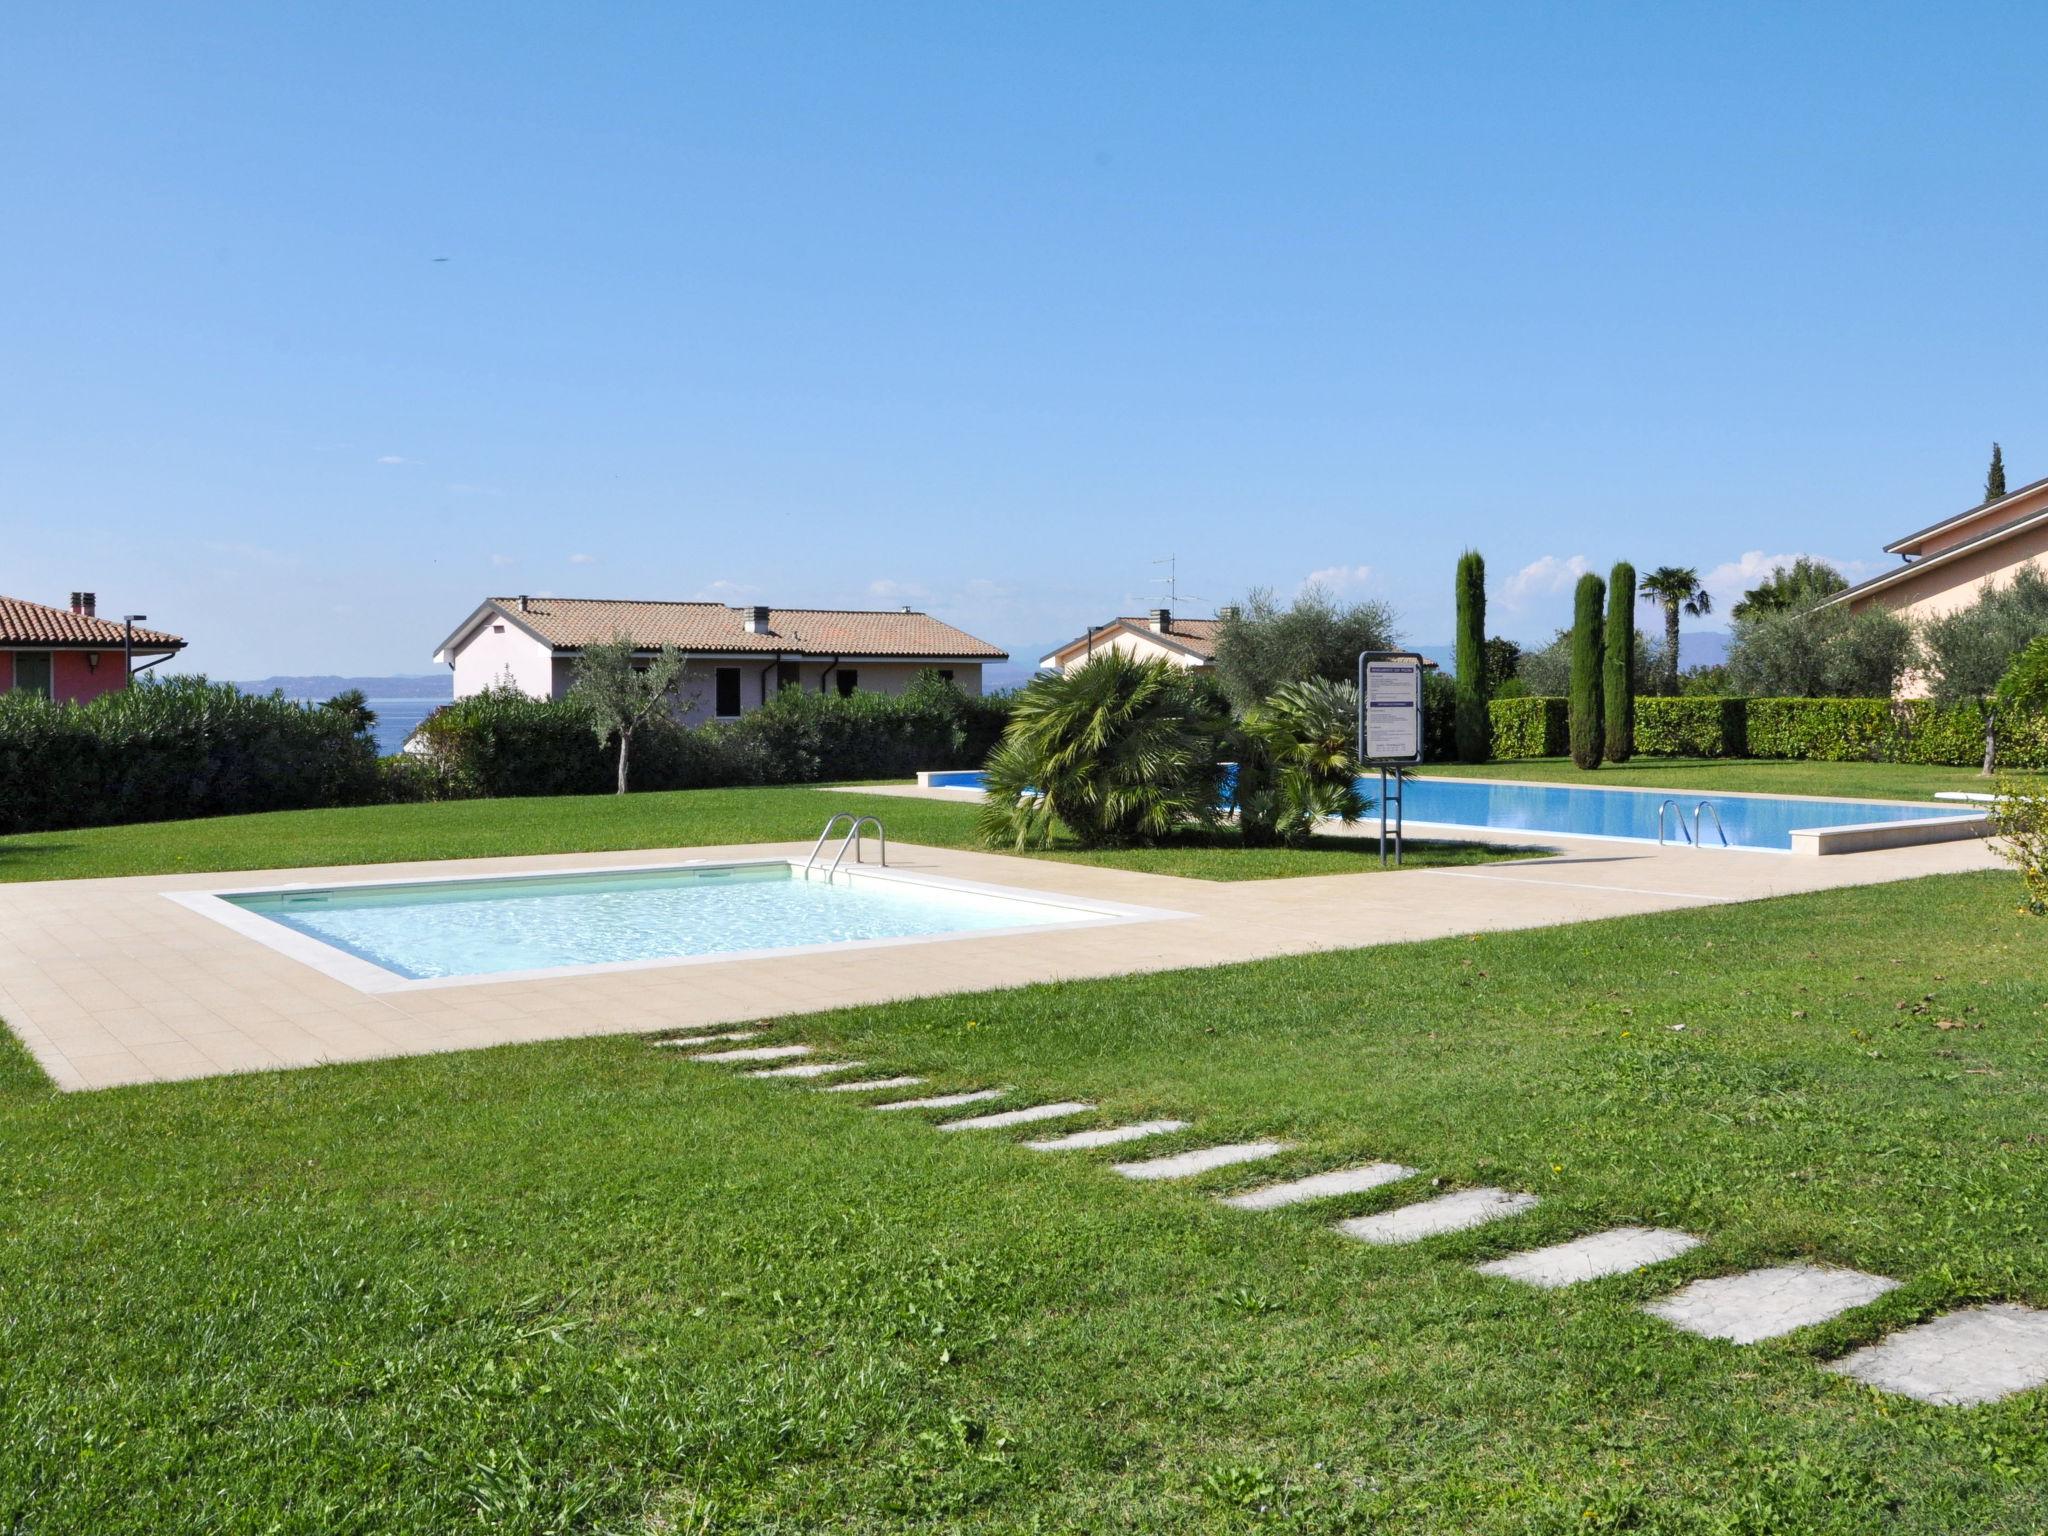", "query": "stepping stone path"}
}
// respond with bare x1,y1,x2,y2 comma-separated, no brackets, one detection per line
658,1031,762,1048
1336,1187,1538,1245
692,1044,812,1064
938,1101,1094,1132
1825,1304,2048,1406
816,1075,925,1093
1114,1141,1291,1182
1644,1264,1898,1344
1025,1119,1190,1152
666,1034,2048,1410
1475,1227,1700,1288
872,1088,1008,1113
748,1059,867,1079
1221,1162,1417,1212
